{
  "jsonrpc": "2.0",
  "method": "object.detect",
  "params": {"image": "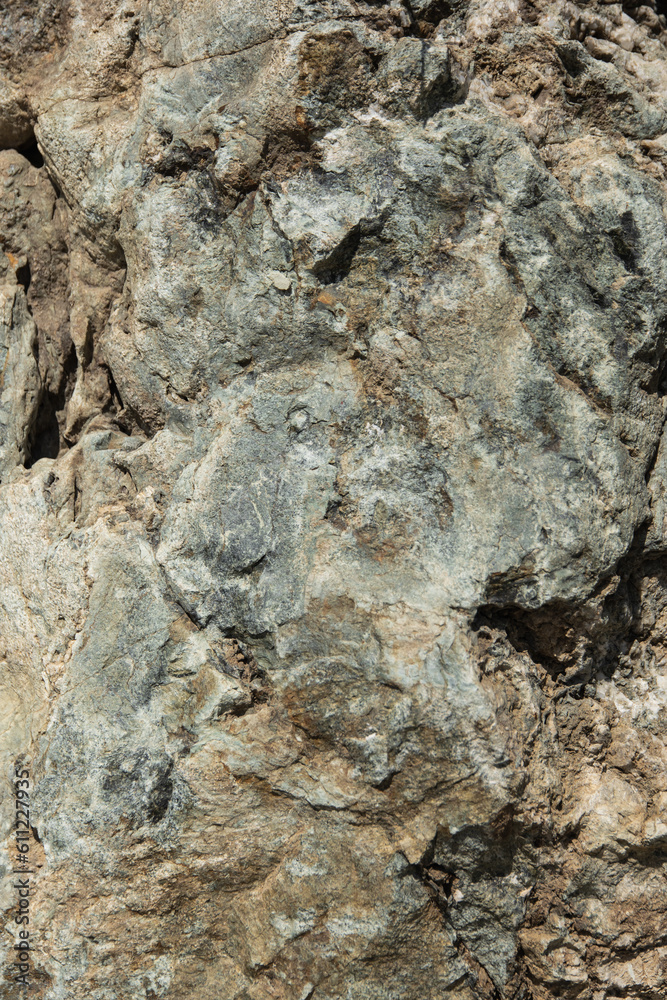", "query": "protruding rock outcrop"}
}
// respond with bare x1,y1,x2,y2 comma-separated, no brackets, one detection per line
3,2,667,998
